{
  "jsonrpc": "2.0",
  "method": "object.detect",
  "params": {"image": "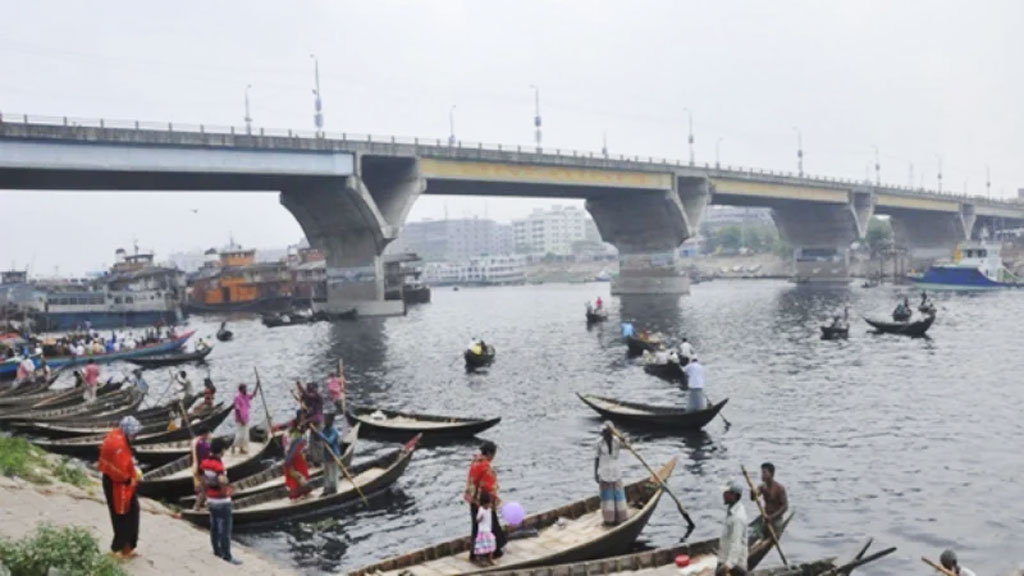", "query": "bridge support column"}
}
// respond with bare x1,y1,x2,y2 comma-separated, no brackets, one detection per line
889,203,975,267
280,157,424,317
771,190,873,283
587,186,693,295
